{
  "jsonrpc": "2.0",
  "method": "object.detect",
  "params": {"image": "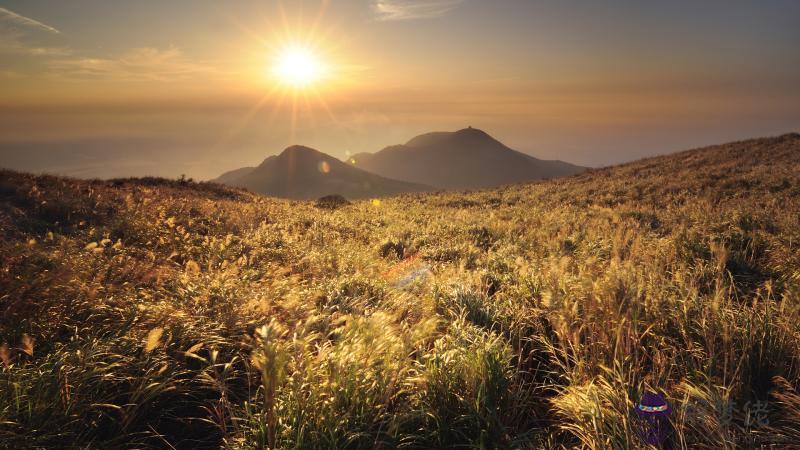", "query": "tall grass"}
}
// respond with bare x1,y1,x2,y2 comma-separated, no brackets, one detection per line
1,134,800,448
